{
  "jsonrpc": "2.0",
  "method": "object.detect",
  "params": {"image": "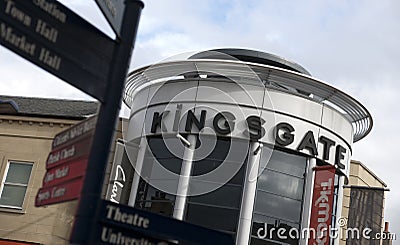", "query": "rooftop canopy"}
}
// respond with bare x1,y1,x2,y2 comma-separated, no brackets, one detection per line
124,49,372,142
